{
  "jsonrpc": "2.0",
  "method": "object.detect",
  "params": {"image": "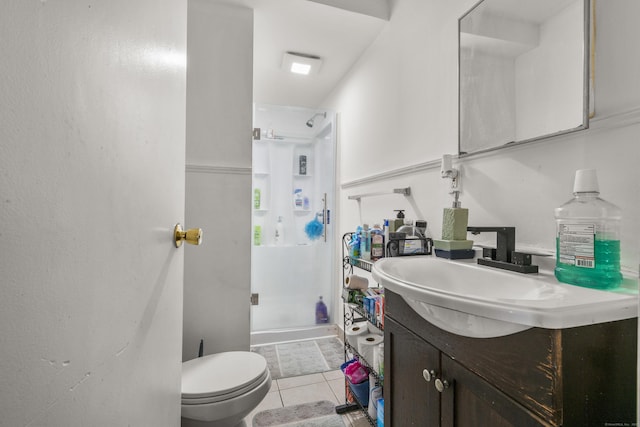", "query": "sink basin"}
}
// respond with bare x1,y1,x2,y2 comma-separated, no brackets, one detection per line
372,256,638,338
